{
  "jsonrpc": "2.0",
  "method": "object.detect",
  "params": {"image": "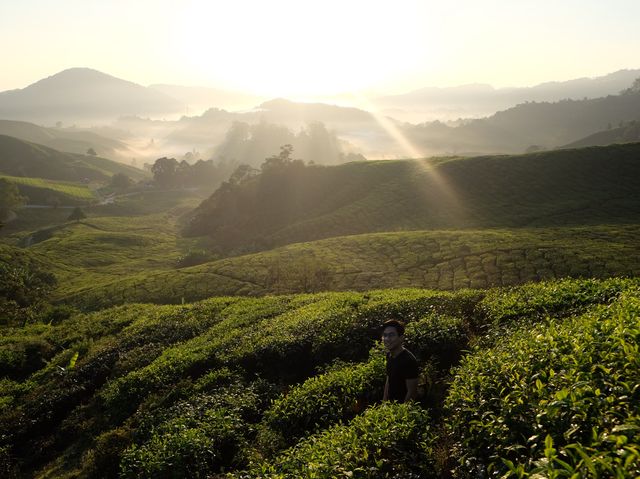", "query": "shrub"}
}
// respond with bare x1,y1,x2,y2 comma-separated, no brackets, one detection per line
262,348,385,445
120,383,265,478
445,291,640,478
242,402,436,478
404,313,468,367
478,277,638,327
